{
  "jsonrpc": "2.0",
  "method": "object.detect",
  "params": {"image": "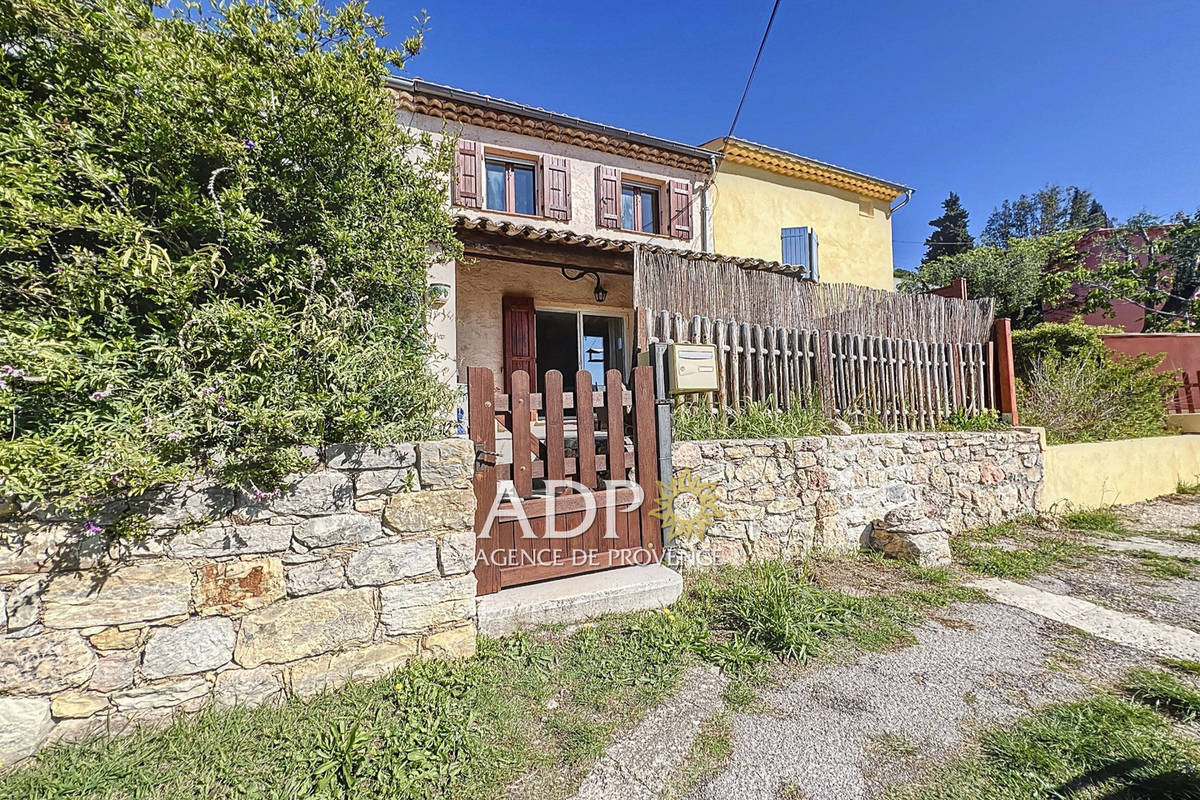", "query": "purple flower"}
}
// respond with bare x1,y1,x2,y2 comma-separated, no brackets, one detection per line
242,138,256,151
133,85,143,96
84,520,102,535
216,394,225,405
166,430,184,442
90,385,113,401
